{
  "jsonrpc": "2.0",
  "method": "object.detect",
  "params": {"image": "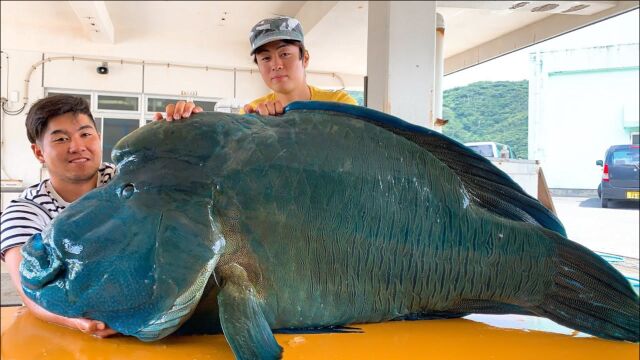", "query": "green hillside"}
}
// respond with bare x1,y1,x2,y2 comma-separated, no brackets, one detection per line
442,80,528,158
